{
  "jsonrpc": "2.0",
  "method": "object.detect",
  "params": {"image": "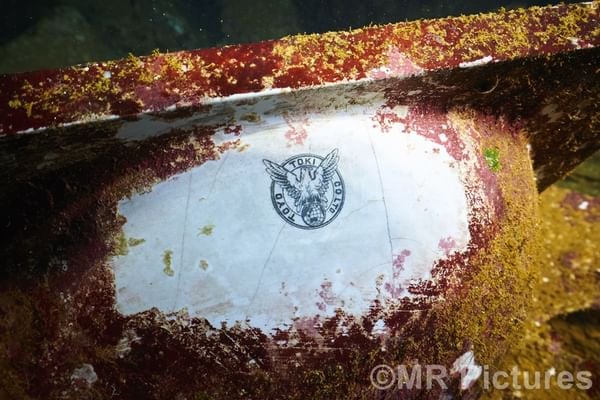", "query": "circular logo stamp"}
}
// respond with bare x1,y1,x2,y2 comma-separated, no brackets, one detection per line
263,149,345,229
